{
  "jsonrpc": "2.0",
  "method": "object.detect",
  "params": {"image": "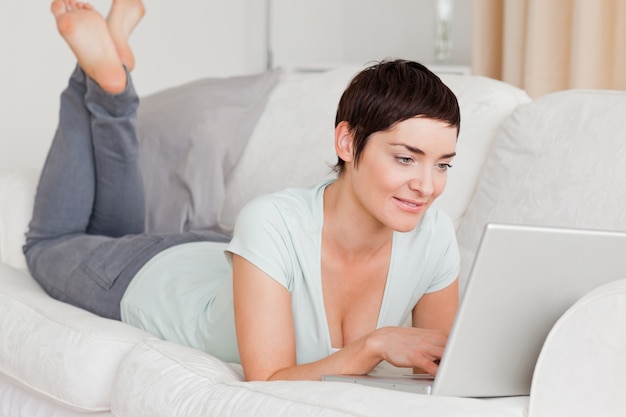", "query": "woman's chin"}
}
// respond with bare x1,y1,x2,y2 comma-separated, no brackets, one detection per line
389,214,426,233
